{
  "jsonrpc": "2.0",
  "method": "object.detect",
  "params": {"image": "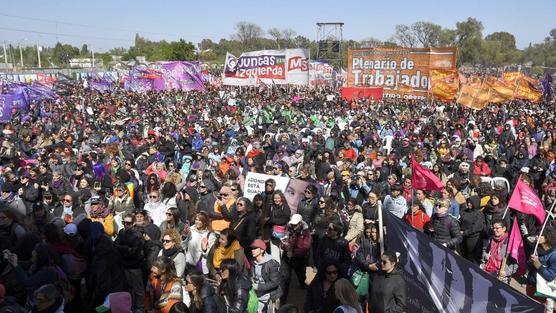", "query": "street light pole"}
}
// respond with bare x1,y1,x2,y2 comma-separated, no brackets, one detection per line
19,44,23,68
37,43,41,68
